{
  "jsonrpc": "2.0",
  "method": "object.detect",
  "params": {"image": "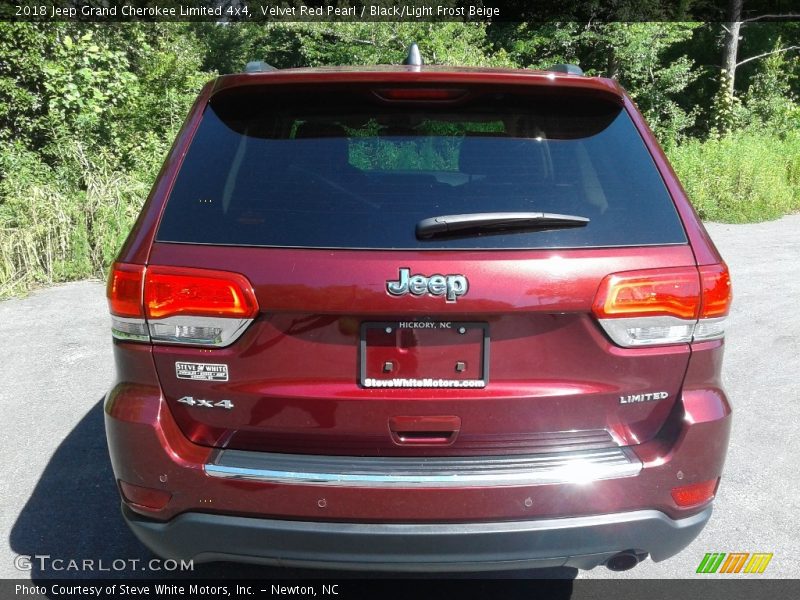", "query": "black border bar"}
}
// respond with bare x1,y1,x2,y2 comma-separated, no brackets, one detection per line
4,578,800,600
3,1,800,23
